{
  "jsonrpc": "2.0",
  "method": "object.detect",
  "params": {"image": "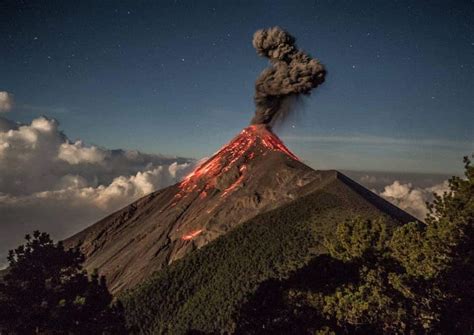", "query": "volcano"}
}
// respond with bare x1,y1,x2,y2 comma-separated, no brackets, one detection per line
65,125,415,294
